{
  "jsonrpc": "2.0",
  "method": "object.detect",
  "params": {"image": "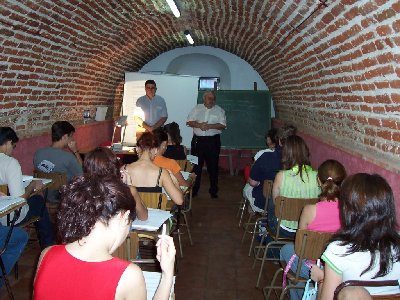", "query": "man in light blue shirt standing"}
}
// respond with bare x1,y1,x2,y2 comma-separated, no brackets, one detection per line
136,80,168,133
